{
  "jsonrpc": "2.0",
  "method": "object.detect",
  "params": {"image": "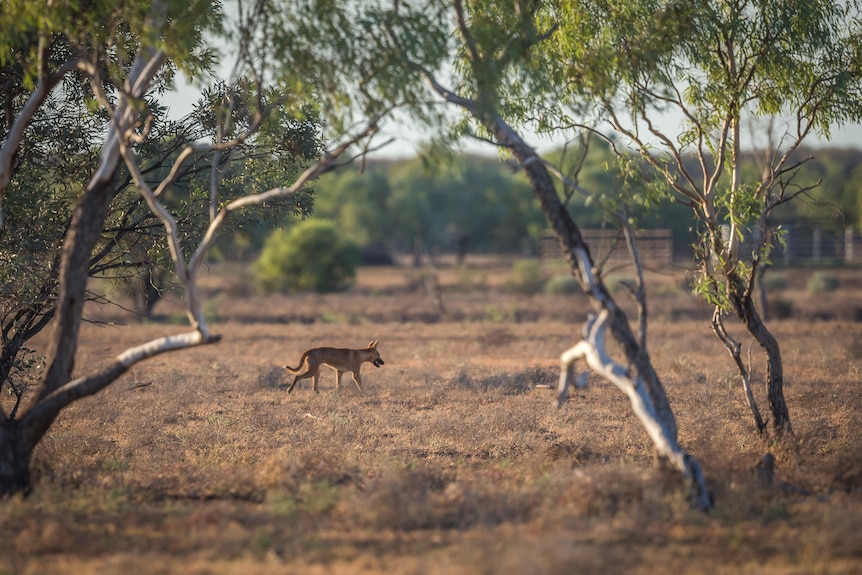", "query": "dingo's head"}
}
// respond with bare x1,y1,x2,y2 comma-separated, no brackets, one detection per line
367,340,385,368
